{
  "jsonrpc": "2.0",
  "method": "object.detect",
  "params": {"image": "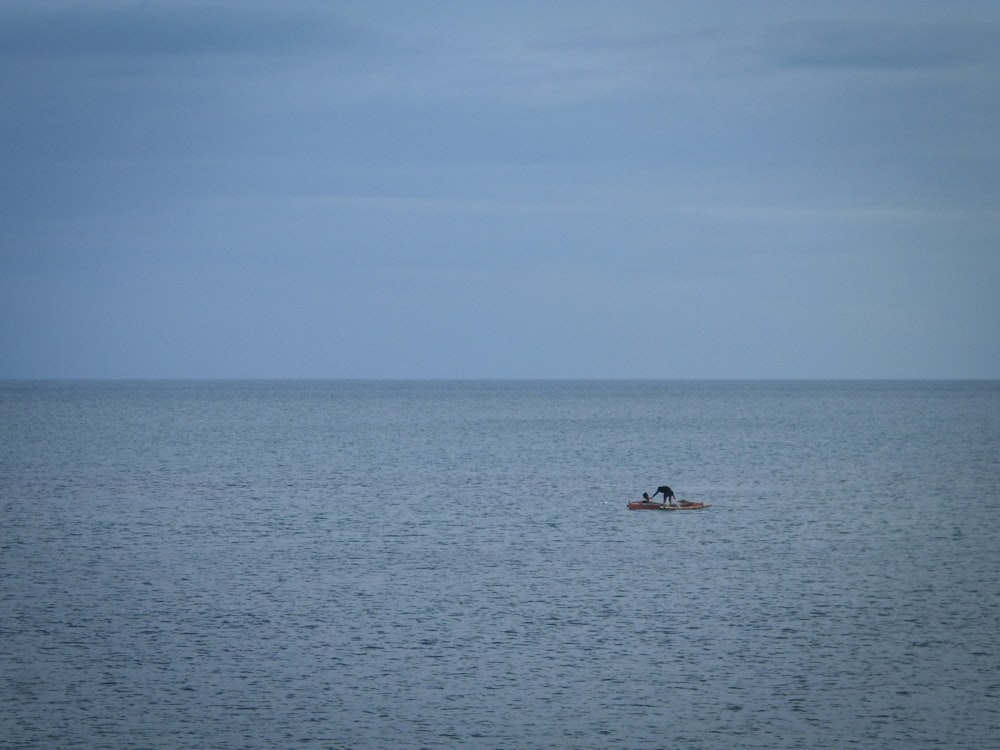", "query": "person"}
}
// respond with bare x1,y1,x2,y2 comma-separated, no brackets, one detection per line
650,486,676,505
